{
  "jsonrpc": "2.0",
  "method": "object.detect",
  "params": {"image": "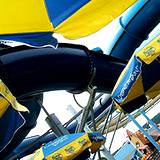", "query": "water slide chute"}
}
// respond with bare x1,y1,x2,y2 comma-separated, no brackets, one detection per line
0,44,126,98
108,0,160,60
